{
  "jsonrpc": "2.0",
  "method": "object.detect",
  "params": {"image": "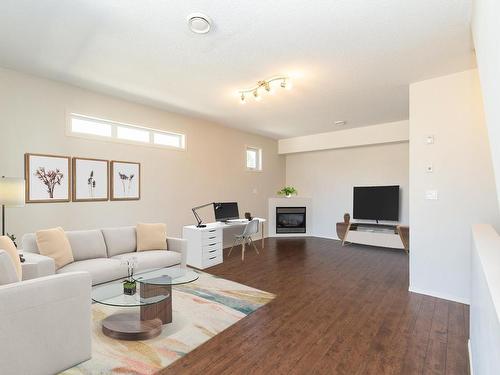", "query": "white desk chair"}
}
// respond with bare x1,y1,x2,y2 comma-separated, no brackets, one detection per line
228,219,260,261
